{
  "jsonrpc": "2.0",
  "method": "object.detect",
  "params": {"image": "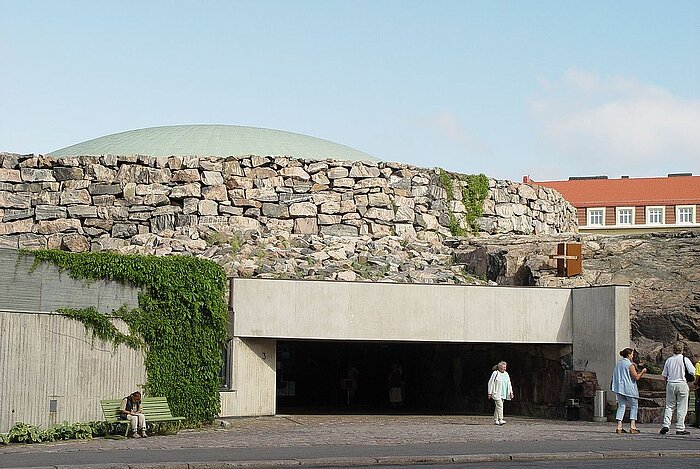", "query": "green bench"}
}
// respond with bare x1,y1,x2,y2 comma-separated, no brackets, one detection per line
100,397,185,436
